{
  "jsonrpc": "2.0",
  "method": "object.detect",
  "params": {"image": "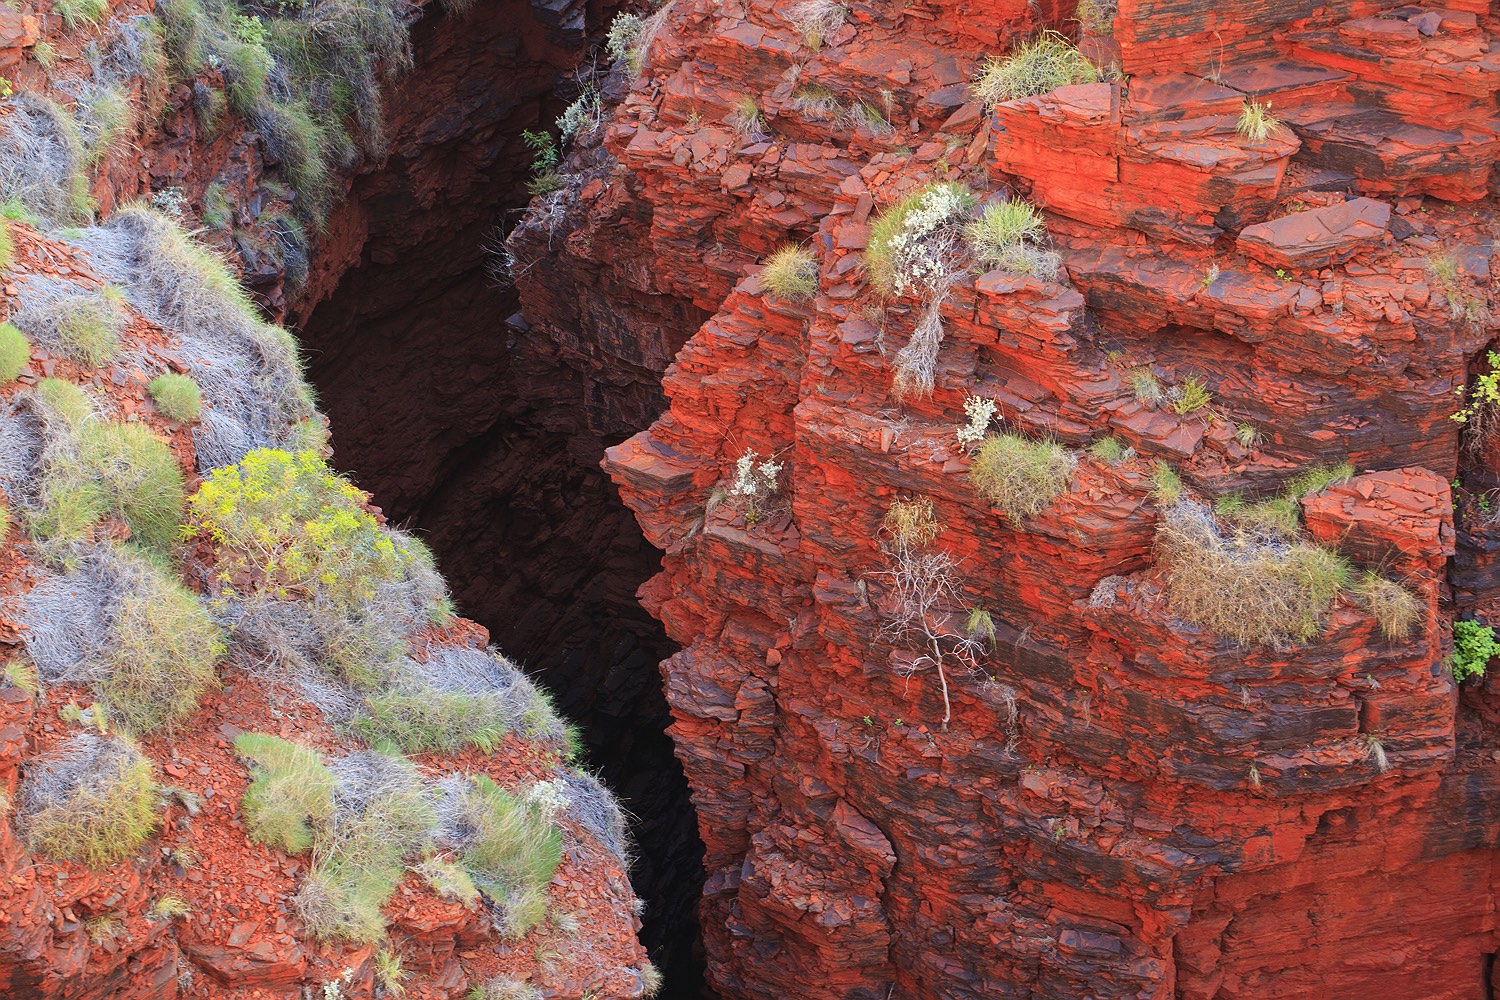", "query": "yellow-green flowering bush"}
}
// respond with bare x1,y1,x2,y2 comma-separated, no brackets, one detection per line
185,448,406,609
